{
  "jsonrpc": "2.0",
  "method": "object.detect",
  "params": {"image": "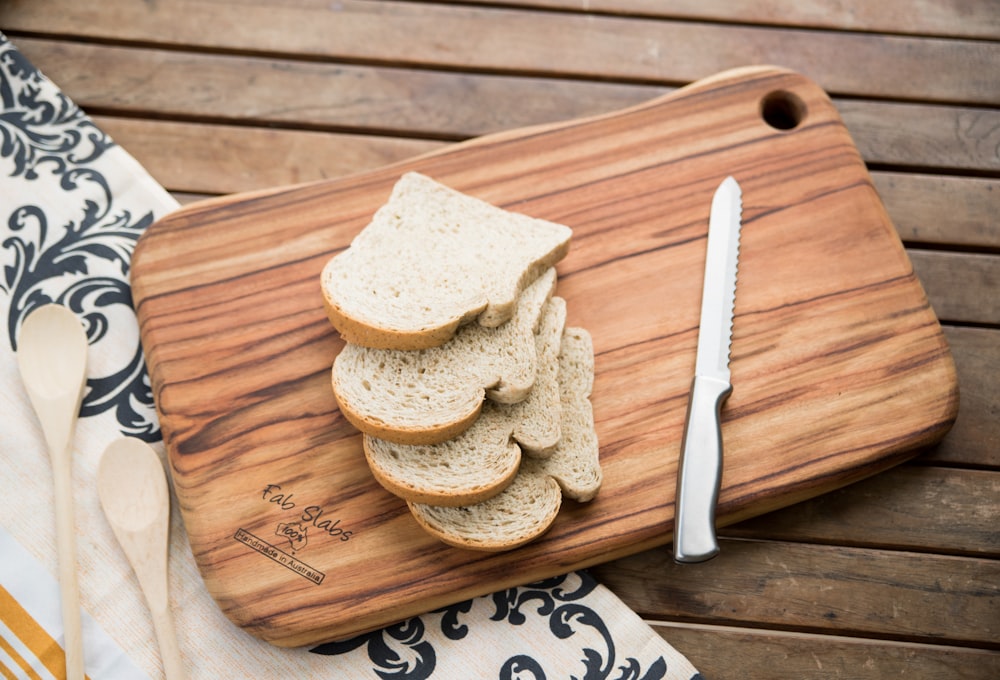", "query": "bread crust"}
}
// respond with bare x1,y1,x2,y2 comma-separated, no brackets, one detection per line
330,268,556,444
320,172,571,350
322,290,469,351
407,474,562,552
363,436,520,506
403,328,600,552
331,376,483,445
